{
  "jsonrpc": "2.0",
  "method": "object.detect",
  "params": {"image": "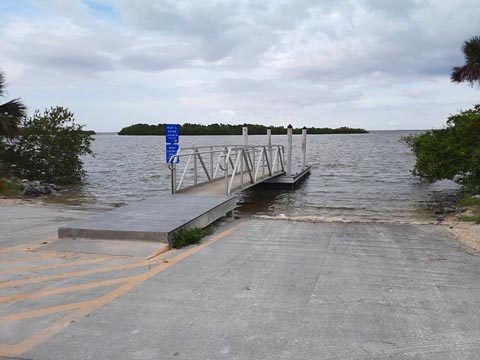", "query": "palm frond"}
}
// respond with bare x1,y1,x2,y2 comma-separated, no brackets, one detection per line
451,35,480,85
451,66,463,83
462,35,480,66
451,65,480,85
0,98,26,119
0,98,27,137
0,71,4,99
